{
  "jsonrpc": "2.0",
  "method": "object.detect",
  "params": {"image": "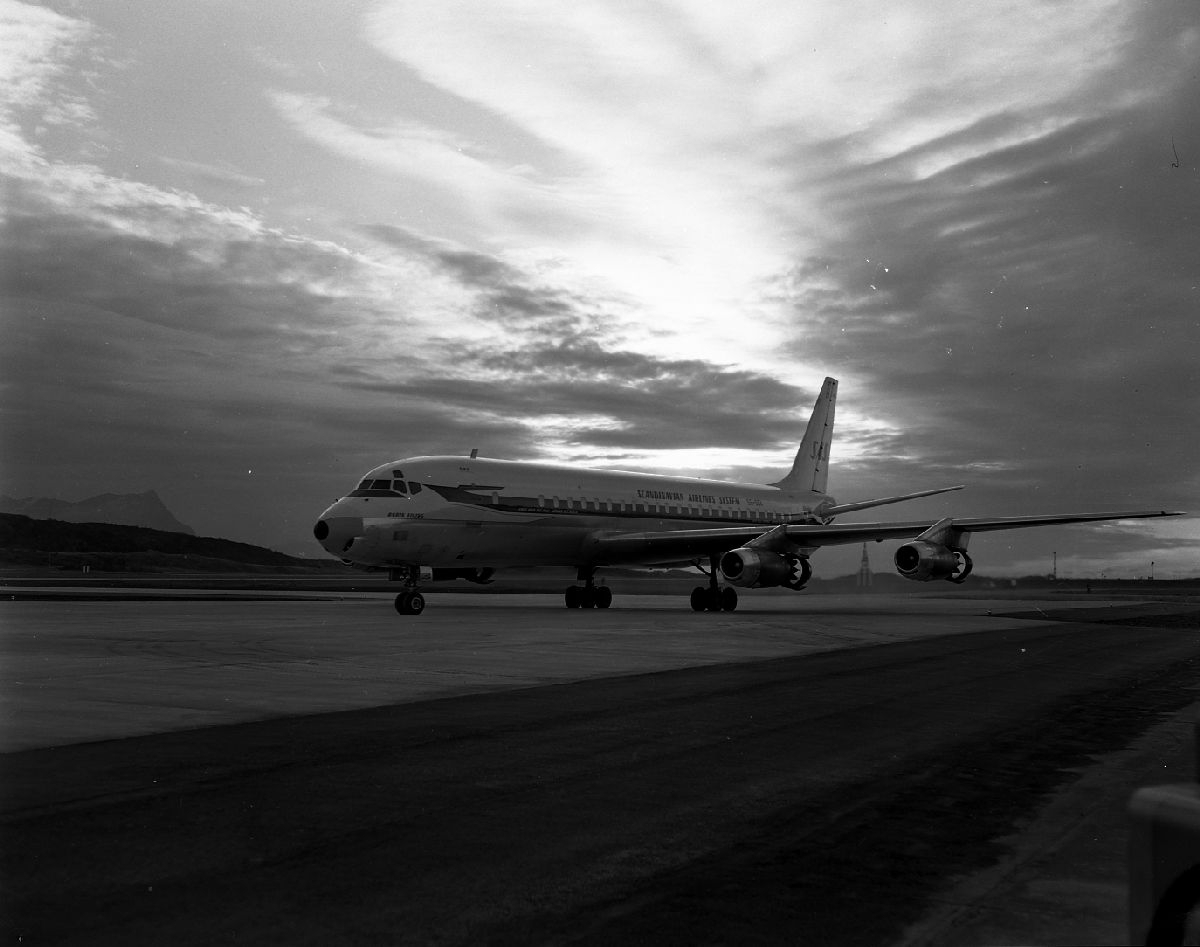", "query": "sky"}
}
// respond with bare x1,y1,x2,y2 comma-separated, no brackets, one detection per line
1,0,1197,577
